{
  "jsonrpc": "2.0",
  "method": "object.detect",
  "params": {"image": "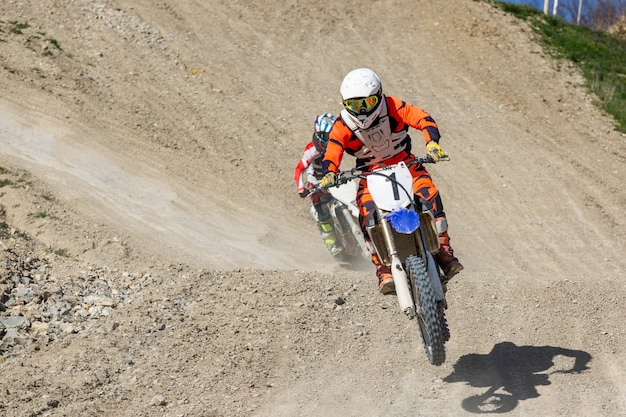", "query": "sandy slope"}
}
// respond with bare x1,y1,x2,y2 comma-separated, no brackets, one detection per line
1,0,626,416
